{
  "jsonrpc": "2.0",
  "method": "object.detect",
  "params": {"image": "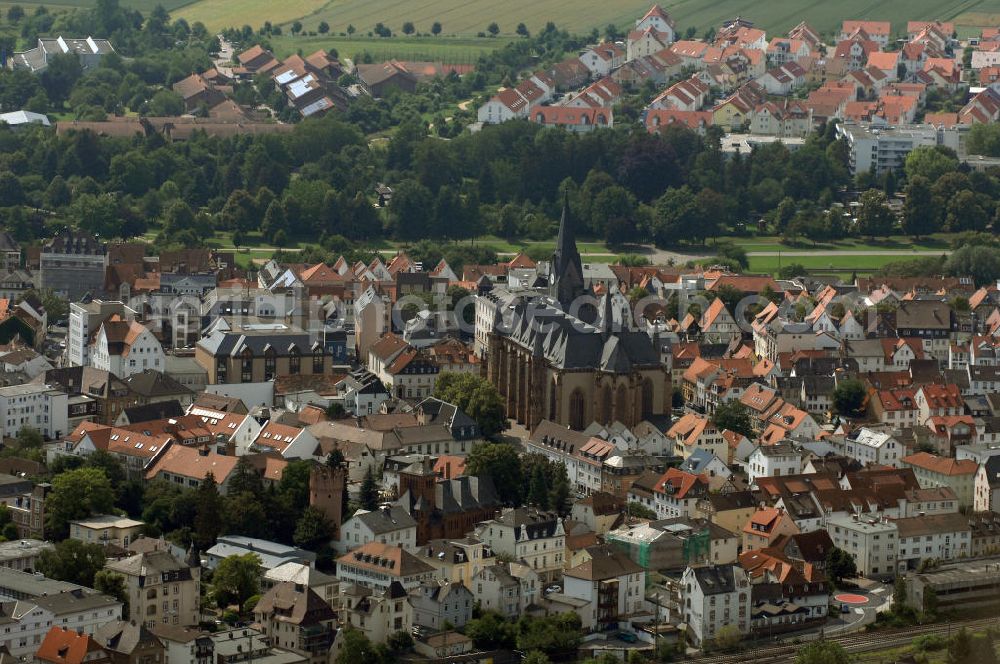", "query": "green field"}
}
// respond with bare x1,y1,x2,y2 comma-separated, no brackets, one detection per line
13,0,1000,39
171,0,1000,38
747,254,904,274
269,34,498,63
